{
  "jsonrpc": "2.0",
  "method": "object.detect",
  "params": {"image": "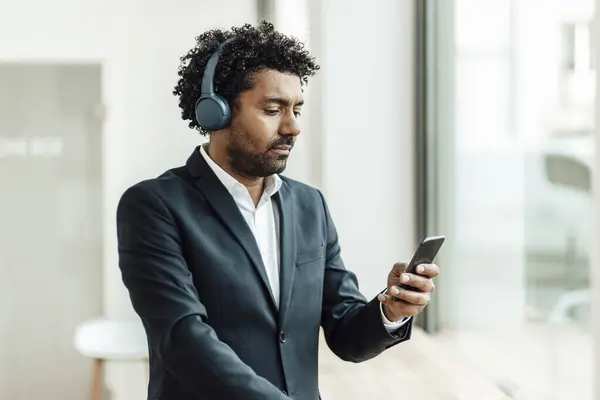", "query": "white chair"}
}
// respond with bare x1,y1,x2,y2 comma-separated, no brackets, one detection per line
74,317,149,400
549,289,591,324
